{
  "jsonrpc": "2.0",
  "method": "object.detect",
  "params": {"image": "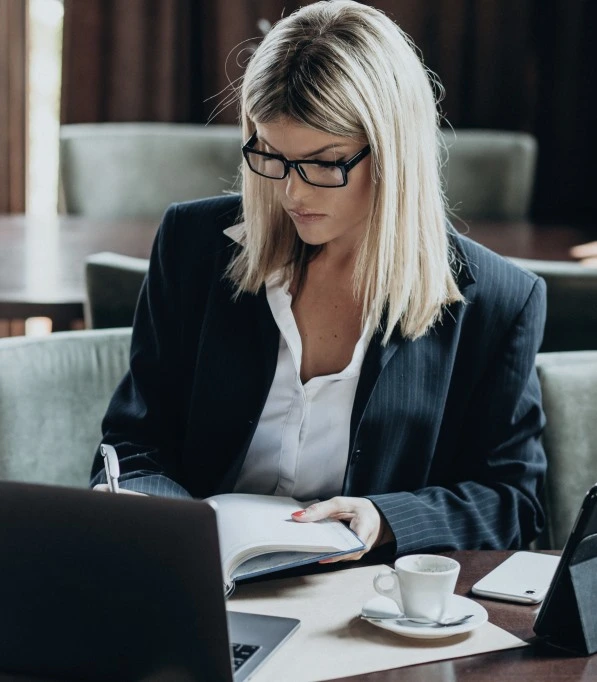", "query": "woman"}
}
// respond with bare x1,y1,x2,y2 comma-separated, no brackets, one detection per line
91,0,547,561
